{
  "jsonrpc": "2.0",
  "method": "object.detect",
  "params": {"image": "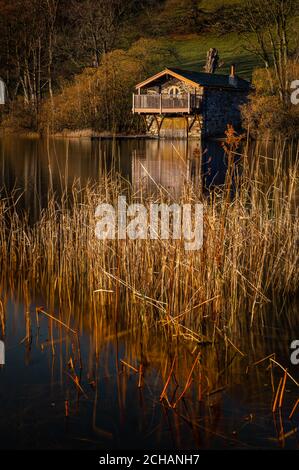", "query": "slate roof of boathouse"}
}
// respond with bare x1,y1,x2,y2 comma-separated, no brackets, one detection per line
135,67,251,91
